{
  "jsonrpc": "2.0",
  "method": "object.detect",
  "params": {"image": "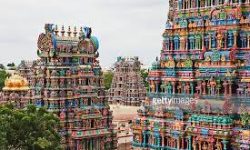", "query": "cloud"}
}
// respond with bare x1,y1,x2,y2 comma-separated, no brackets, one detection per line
0,0,168,69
